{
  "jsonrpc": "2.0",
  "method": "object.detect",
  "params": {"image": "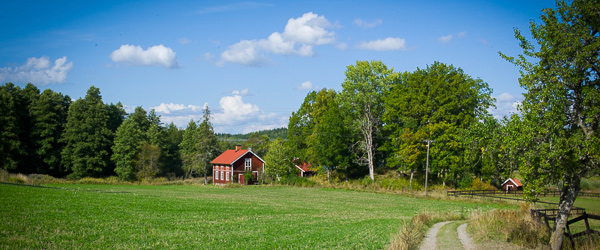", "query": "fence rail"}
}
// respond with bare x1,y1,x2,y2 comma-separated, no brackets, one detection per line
530,210,600,250
447,190,600,199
